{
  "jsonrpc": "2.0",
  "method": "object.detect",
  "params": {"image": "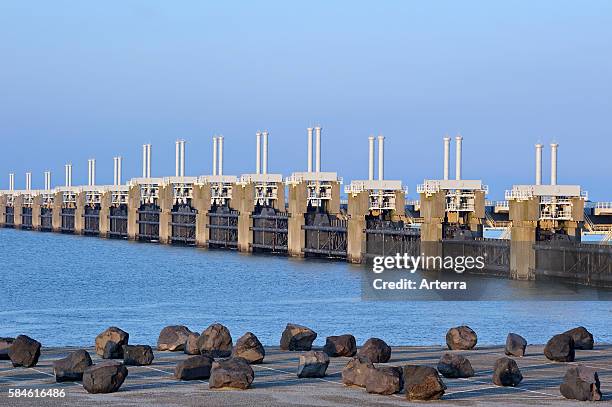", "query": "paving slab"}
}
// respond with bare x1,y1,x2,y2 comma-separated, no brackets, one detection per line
0,344,610,406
